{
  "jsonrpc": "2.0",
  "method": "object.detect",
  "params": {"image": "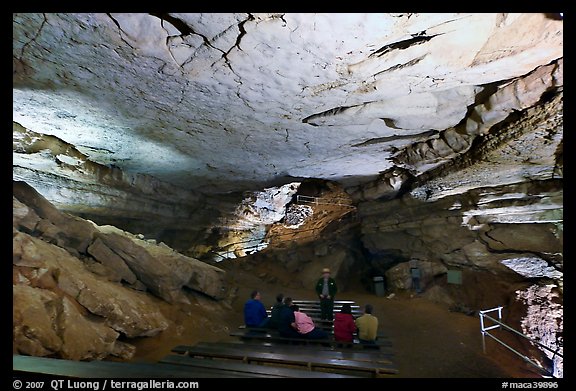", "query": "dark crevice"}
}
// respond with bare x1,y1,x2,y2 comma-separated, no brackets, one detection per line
148,13,225,64
205,14,254,110
106,14,136,49
352,130,436,147
148,13,193,36
538,88,560,104
382,118,401,129
369,32,442,58
472,78,517,107
552,140,563,179
77,145,115,154
302,105,358,125
223,13,254,58
373,55,426,76
18,13,47,60
544,13,563,21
